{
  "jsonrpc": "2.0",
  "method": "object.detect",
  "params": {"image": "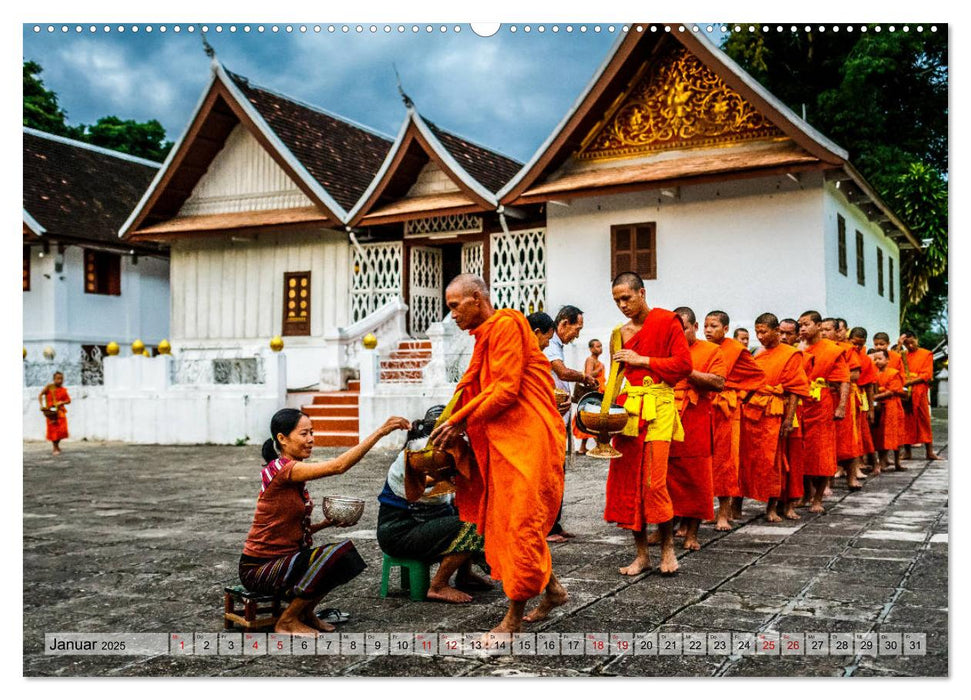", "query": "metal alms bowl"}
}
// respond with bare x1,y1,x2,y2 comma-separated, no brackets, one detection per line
575,392,629,434
405,446,456,476
321,496,365,526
